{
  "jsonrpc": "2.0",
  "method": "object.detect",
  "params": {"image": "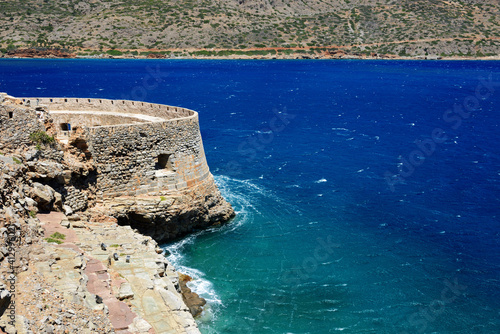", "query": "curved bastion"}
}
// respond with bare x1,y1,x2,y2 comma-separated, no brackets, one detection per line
15,96,235,241
22,97,210,199
1,93,235,333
